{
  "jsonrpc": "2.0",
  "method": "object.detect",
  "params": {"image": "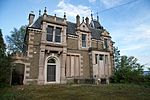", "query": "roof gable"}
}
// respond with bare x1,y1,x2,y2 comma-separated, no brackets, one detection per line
79,22,90,32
